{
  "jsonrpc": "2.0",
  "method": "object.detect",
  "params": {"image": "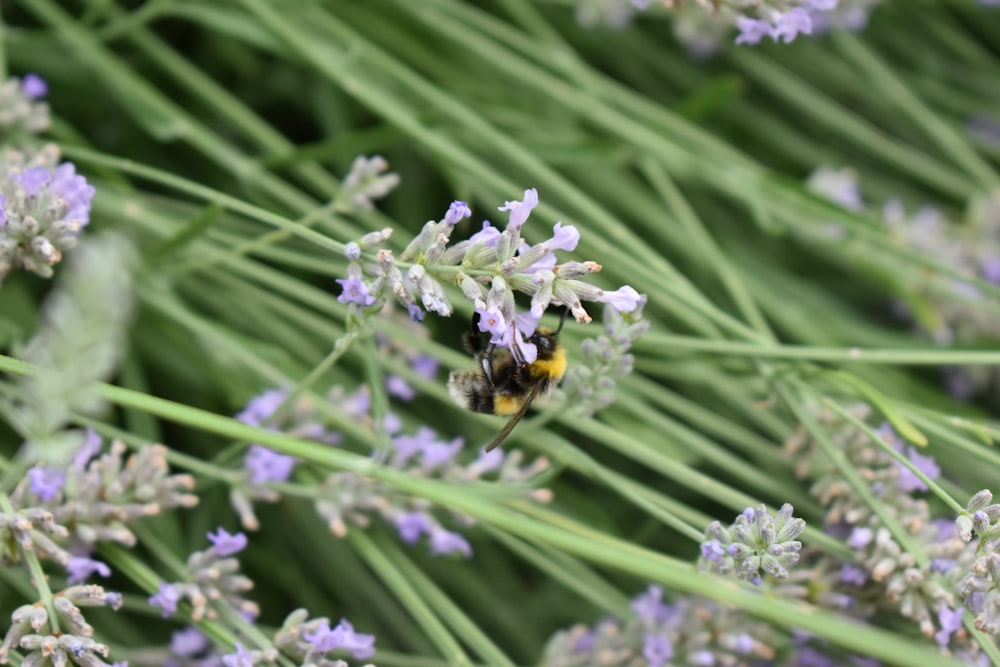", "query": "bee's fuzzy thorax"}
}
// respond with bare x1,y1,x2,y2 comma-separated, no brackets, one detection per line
529,345,567,383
